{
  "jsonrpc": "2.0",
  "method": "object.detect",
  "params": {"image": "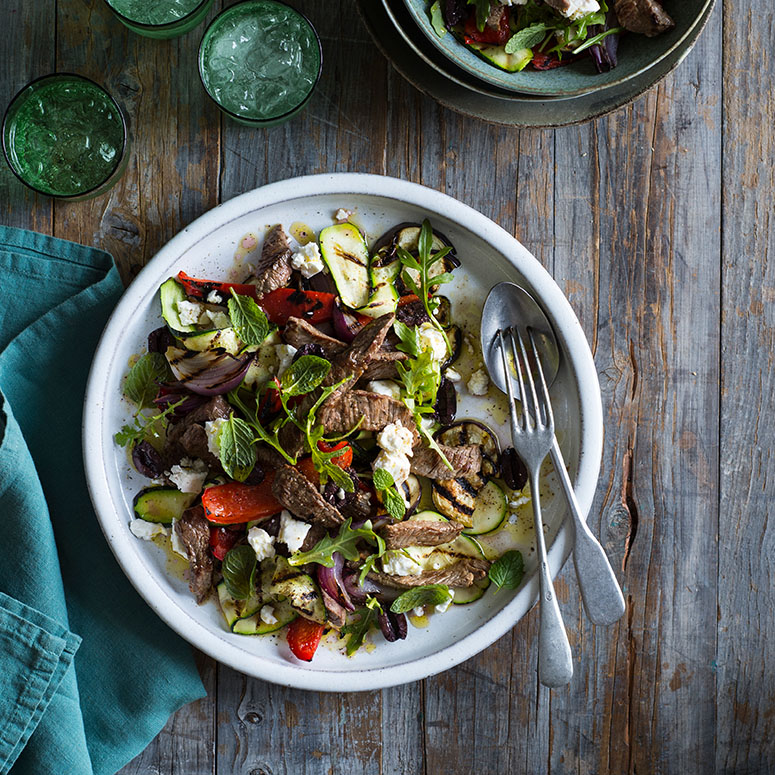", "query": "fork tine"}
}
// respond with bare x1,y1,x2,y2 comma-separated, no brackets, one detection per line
528,327,554,431
512,327,542,429
508,327,533,432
